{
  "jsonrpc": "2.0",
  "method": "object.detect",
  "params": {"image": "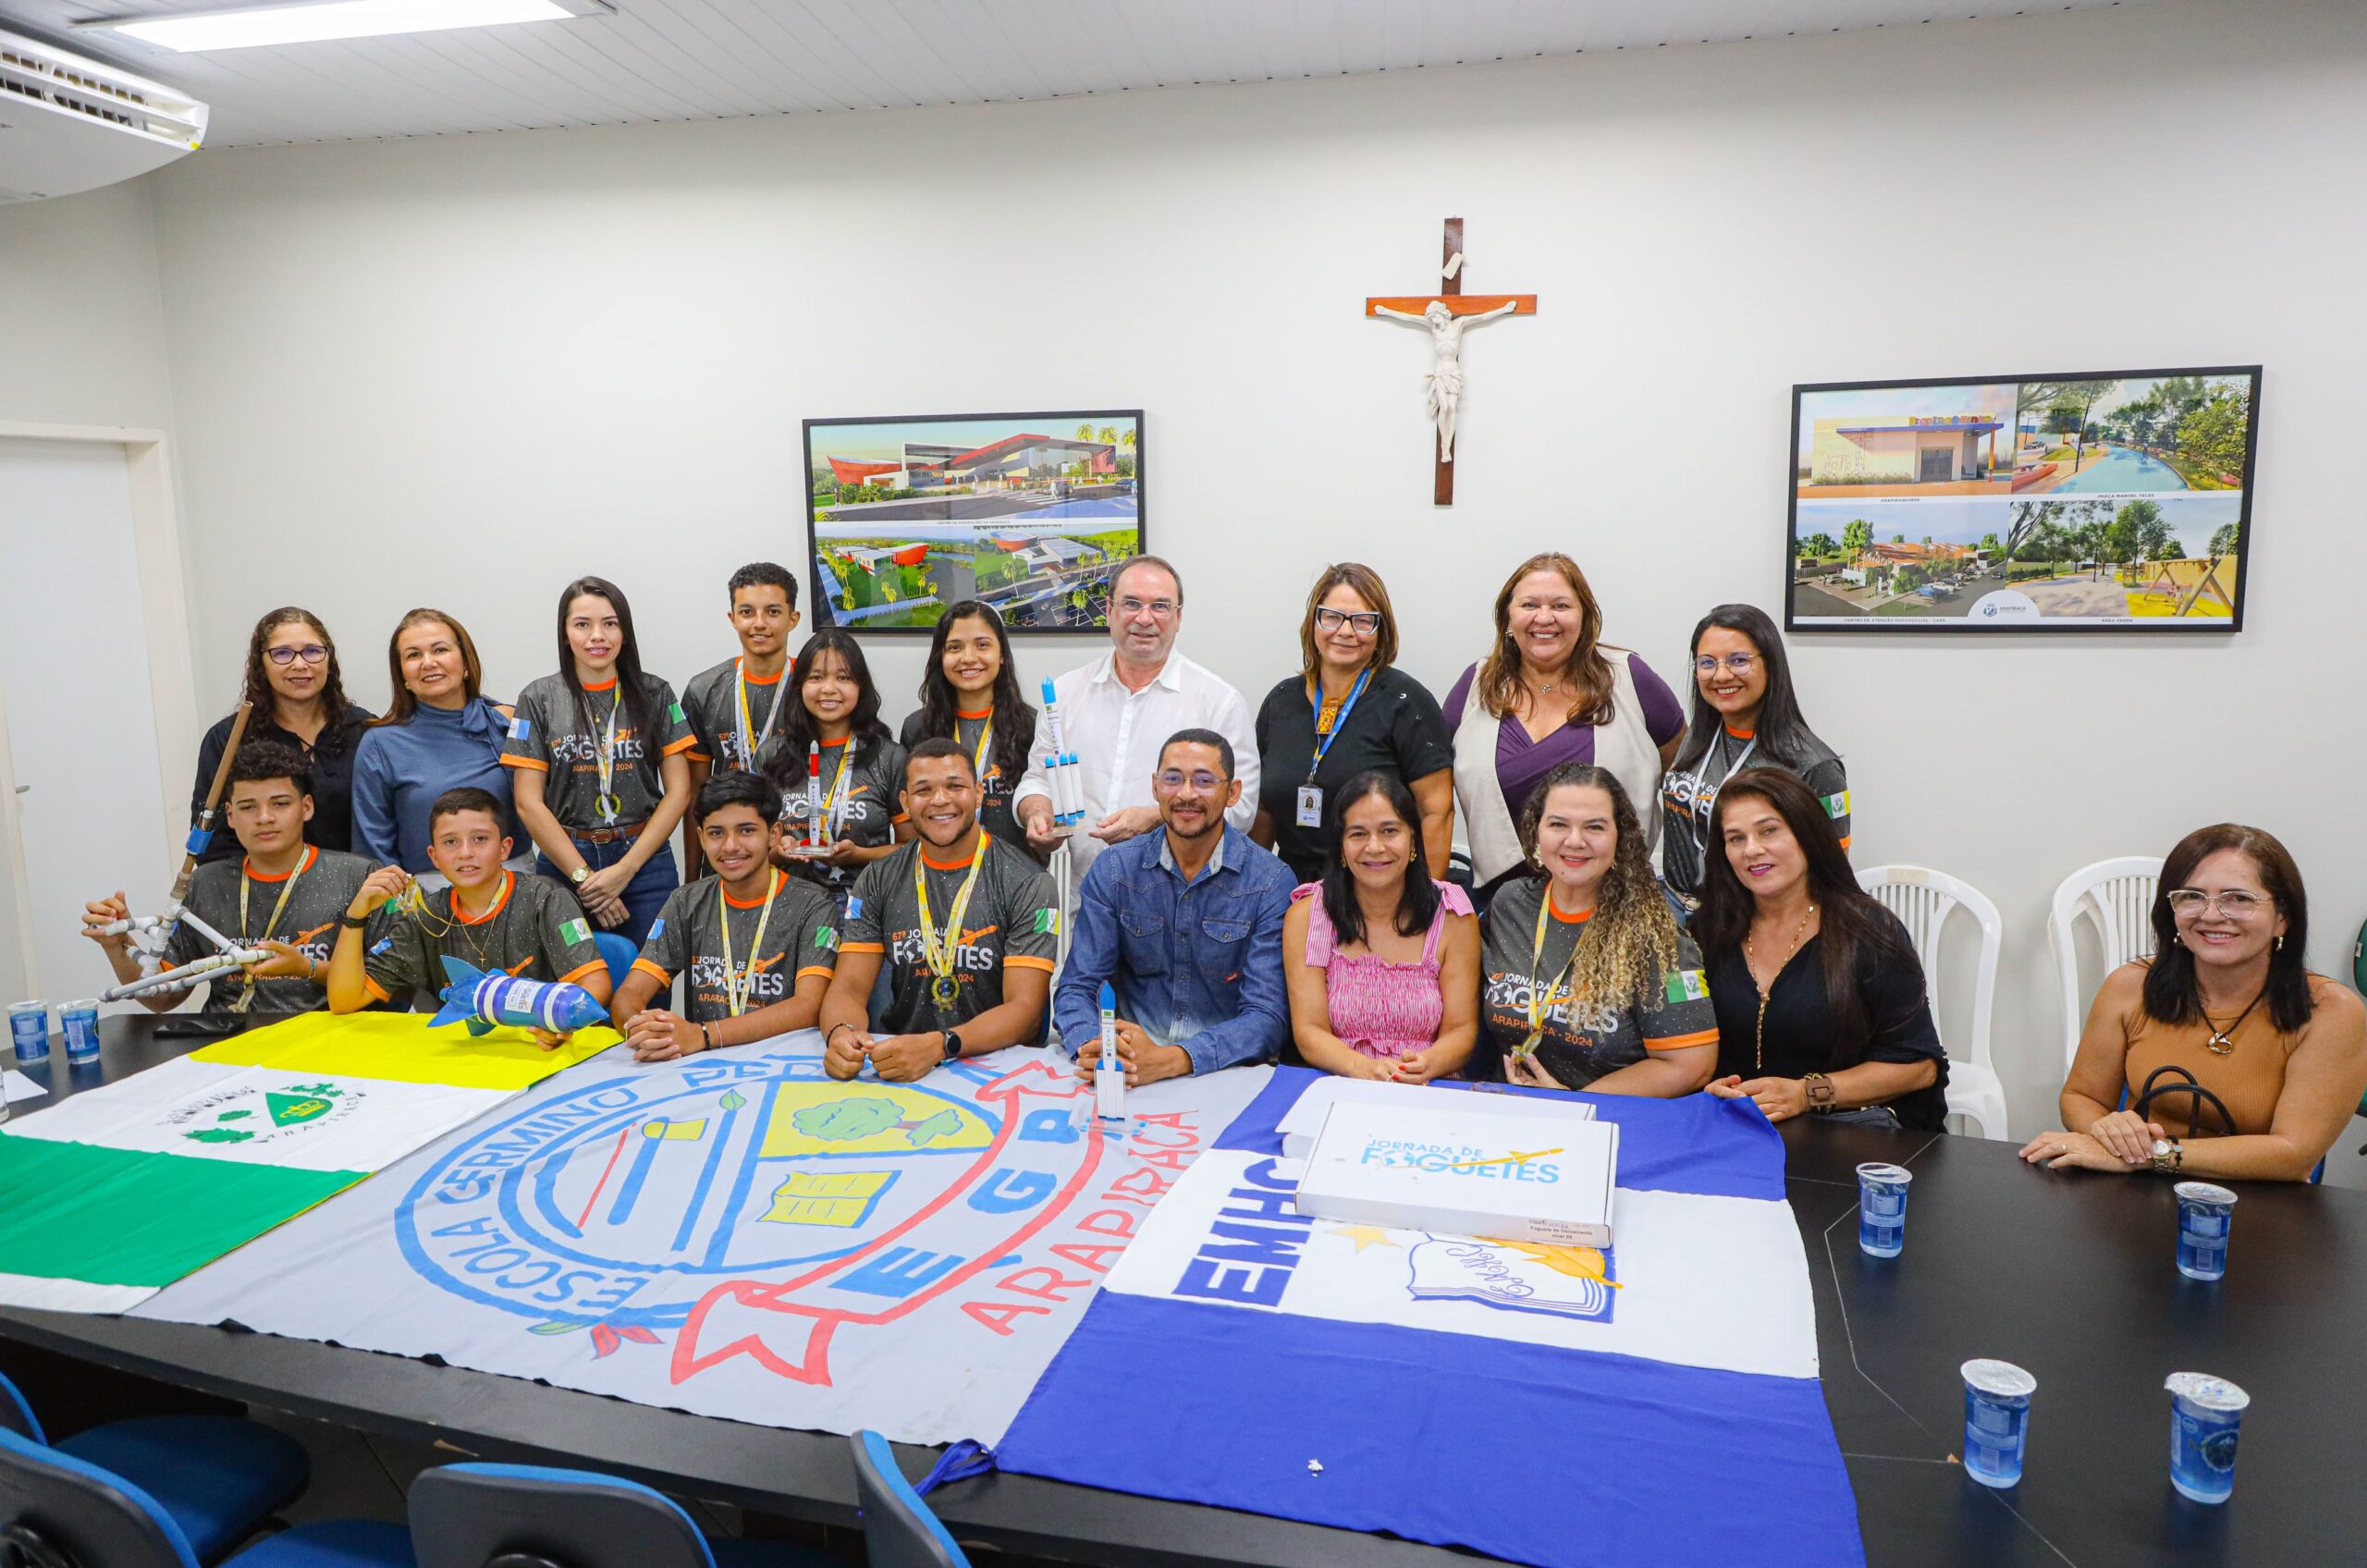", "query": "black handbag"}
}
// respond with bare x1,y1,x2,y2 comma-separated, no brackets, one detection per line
2131,1063,2237,1139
